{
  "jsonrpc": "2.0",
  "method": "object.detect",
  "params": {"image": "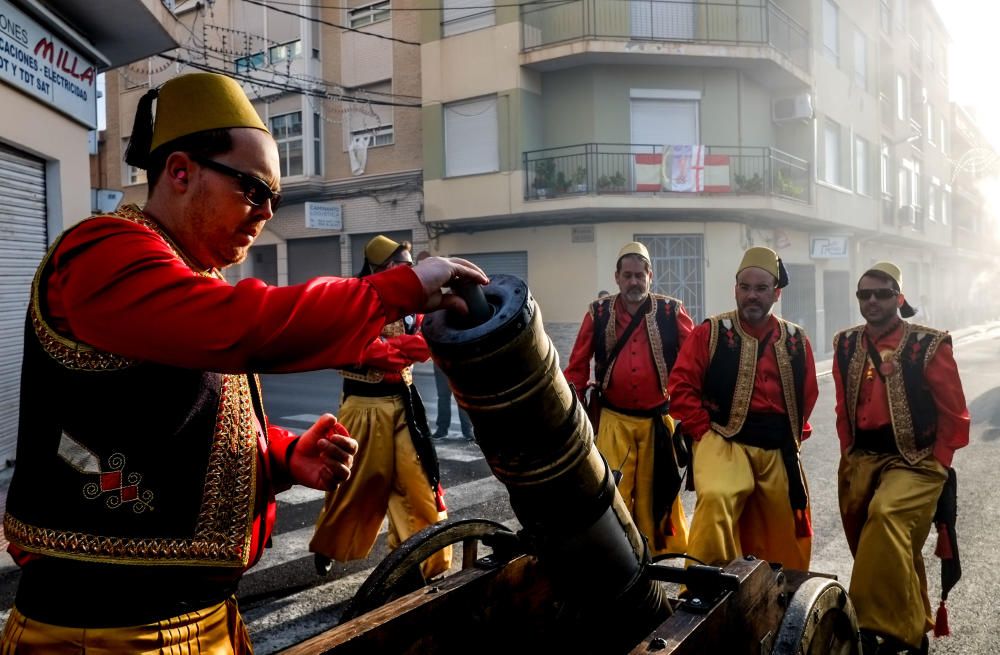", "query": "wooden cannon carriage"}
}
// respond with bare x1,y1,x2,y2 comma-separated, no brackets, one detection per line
283,276,860,655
